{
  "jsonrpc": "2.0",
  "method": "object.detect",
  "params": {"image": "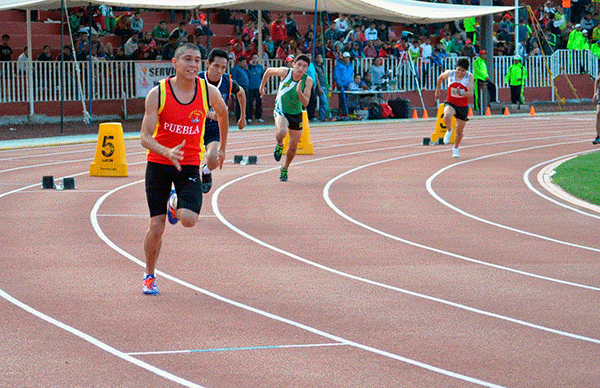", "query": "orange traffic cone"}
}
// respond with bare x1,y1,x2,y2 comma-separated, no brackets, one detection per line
529,106,536,116
468,106,474,117
412,109,418,119
504,106,510,116
422,109,429,119
485,107,491,116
